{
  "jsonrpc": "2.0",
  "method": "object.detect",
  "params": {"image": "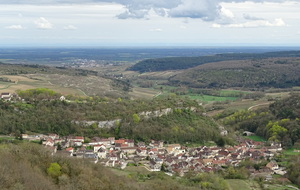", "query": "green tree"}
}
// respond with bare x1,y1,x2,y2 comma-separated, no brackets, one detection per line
132,114,140,124
47,162,62,179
